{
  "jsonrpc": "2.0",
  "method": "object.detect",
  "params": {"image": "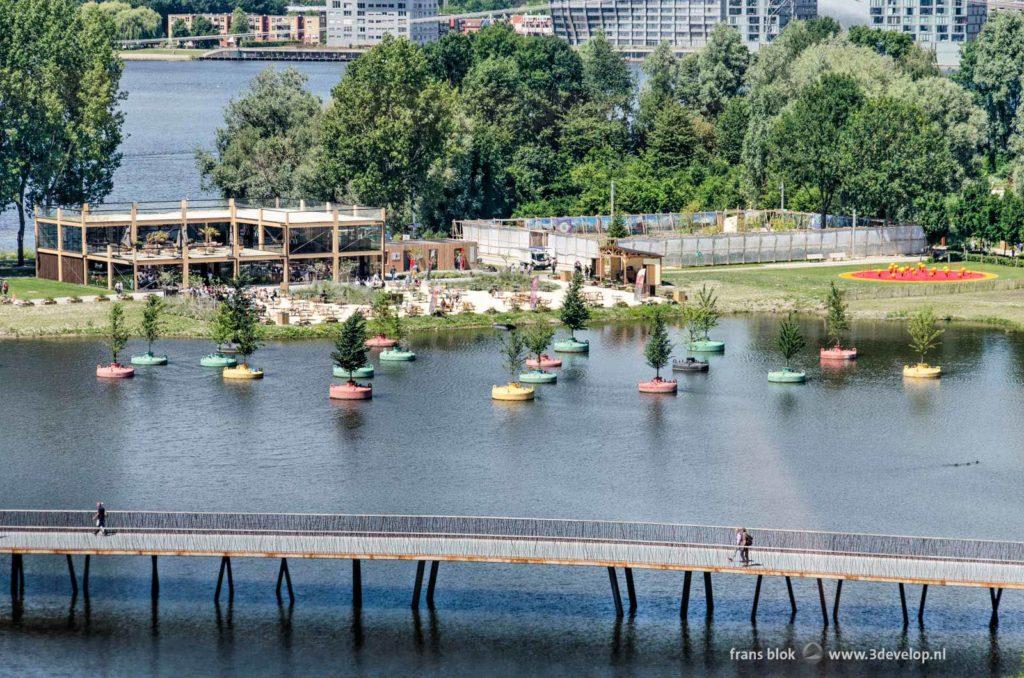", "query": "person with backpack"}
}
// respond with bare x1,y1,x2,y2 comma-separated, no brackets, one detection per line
93,502,107,536
729,527,751,566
